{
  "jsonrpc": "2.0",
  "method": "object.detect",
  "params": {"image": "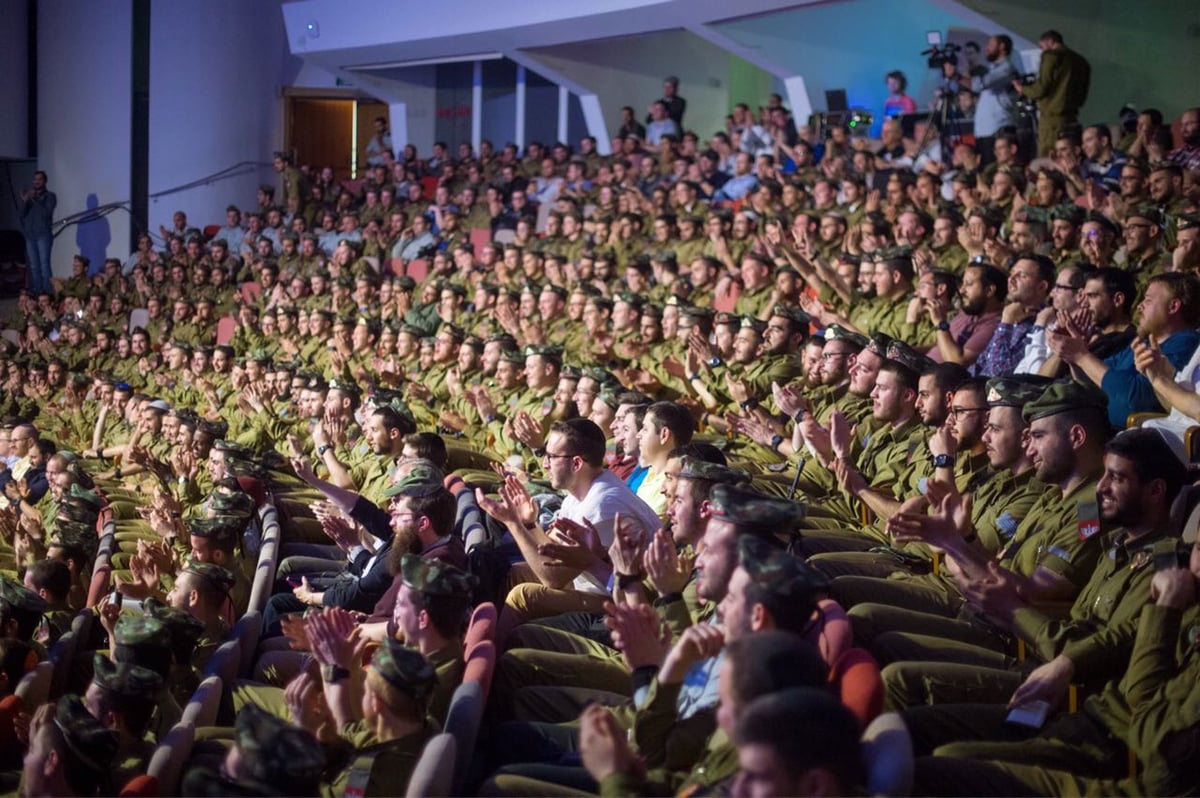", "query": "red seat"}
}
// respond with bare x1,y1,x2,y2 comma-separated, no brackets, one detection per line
119,774,160,797
804,598,853,667
235,476,266,508
469,228,492,253
389,257,406,277
462,640,496,700
239,281,261,305
216,316,237,345
407,259,429,283
86,566,111,608
202,225,221,241
464,603,497,650
829,647,884,731
420,176,440,201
